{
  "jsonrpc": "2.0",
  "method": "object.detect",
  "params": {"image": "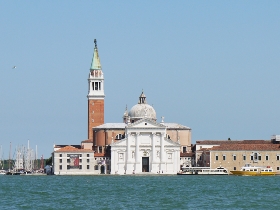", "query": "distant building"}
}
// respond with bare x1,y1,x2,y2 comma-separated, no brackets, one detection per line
53,146,95,175
195,137,280,173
